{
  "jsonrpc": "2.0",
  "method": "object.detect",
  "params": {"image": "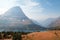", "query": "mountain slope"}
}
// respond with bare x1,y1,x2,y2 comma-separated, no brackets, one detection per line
41,18,55,27
0,6,46,32
48,17,60,29
32,18,55,28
